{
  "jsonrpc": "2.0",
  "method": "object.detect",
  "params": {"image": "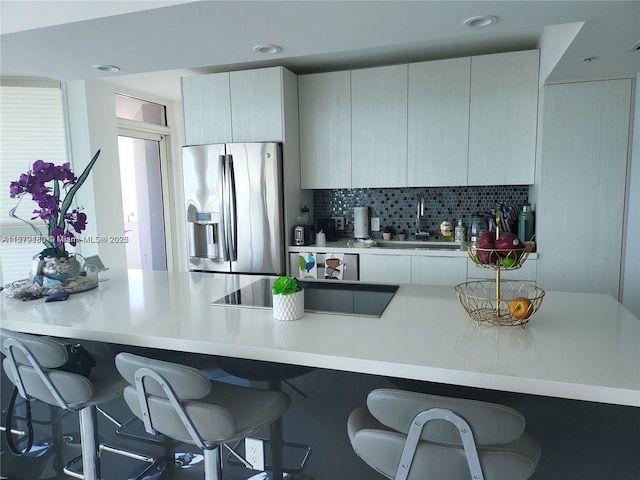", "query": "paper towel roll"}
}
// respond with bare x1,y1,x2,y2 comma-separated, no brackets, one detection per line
354,207,369,239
